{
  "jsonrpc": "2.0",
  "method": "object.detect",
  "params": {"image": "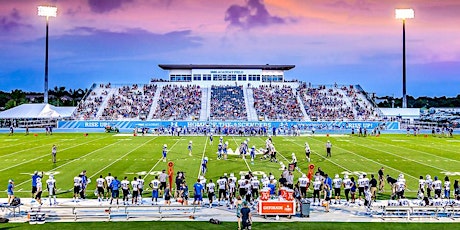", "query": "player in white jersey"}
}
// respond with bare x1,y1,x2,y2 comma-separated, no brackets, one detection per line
444,176,451,199
262,176,270,189
46,174,57,206
433,176,442,198
251,177,260,200
96,175,106,202
228,178,236,208
357,175,365,200
105,173,114,199
418,176,426,199
305,142,311,162
188,140,193,156
425,175,433,198
333,174,343,204
149,176,160,205
313,177,322,204
73,175,83,201
131,177,140,205
298,174,309,198
238,176,247,197
35,177,43,205
206,179,216,208
229,173,237,188
291,153,298,169
396,179,406,199
216,176,227,205
343,174,352,203
121,177,130,205
137,175,145,204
